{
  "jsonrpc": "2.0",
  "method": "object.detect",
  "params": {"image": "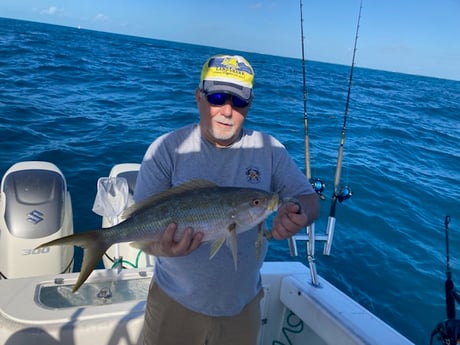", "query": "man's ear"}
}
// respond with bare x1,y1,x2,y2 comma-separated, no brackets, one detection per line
195,88,202,104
